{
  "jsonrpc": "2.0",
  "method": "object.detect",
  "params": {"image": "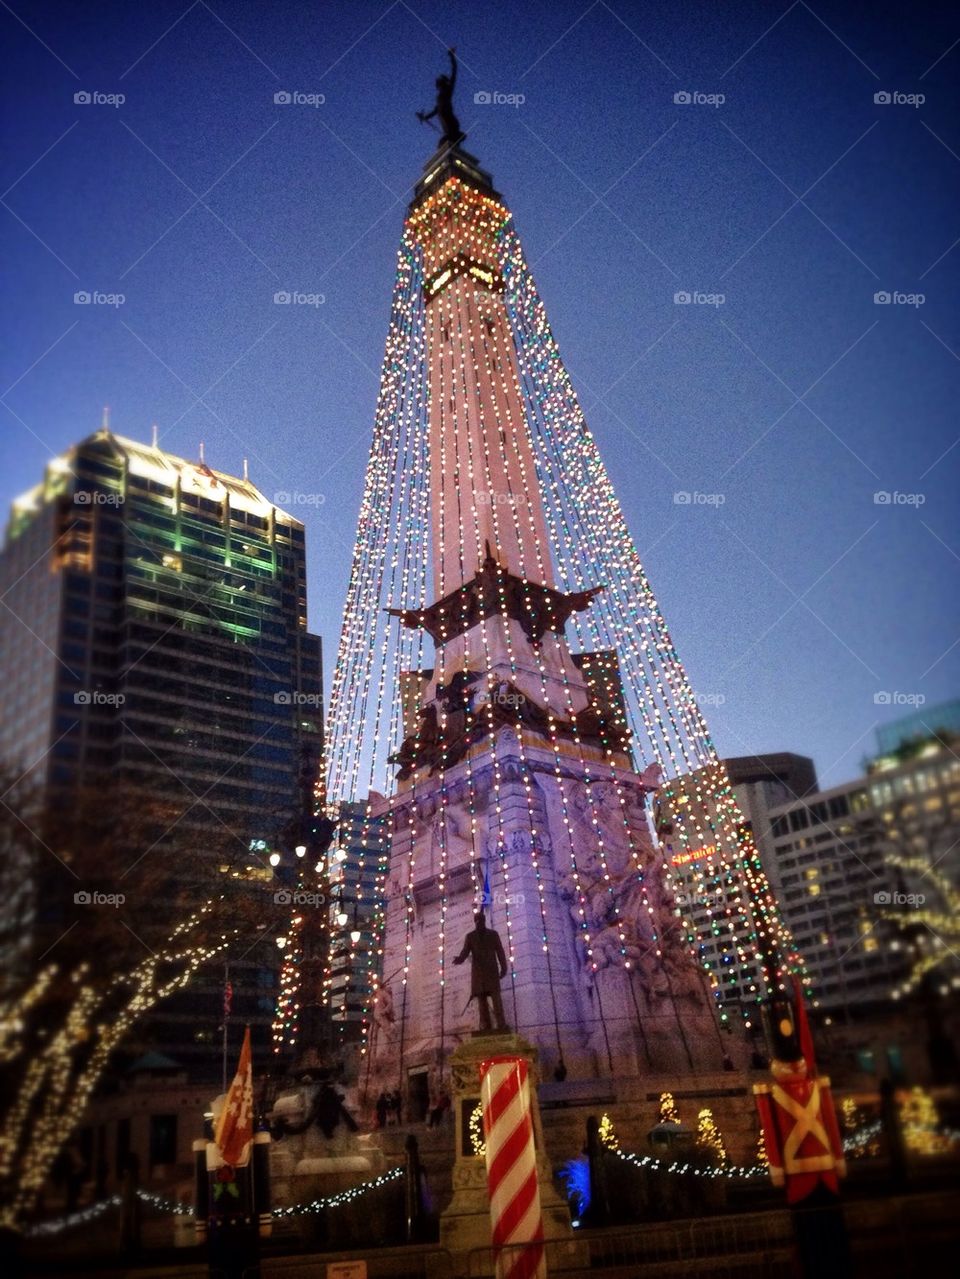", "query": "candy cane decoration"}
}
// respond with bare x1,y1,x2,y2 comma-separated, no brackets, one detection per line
480,1055,546,1279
